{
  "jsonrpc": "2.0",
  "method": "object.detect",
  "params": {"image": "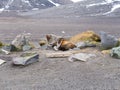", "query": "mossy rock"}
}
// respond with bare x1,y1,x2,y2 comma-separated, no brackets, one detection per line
69,31,101,44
